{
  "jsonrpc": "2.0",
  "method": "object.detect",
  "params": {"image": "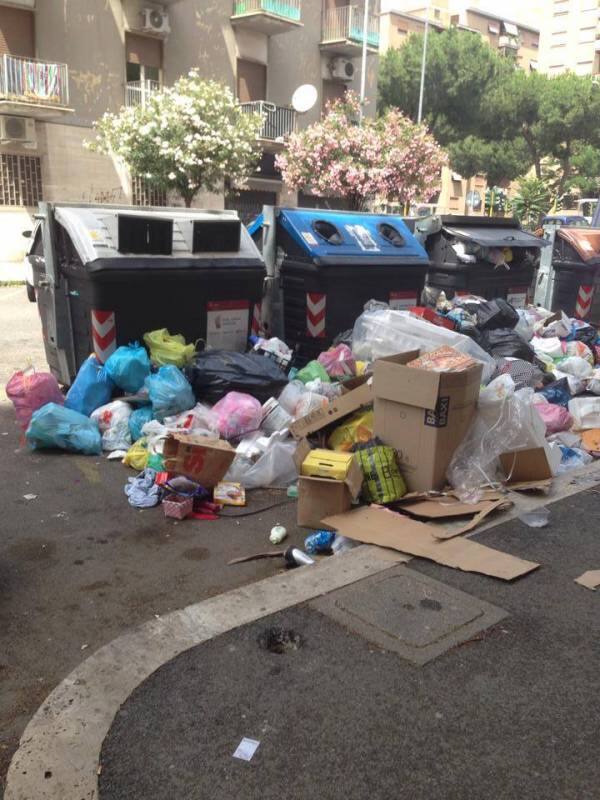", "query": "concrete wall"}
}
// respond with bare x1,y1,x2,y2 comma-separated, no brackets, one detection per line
539,0,600,76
